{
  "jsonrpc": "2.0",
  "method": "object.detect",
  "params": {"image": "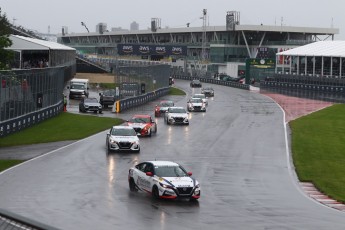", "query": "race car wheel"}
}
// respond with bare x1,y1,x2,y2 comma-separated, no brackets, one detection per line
129,178,138,192
148,129,152,137
152,186,160,199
